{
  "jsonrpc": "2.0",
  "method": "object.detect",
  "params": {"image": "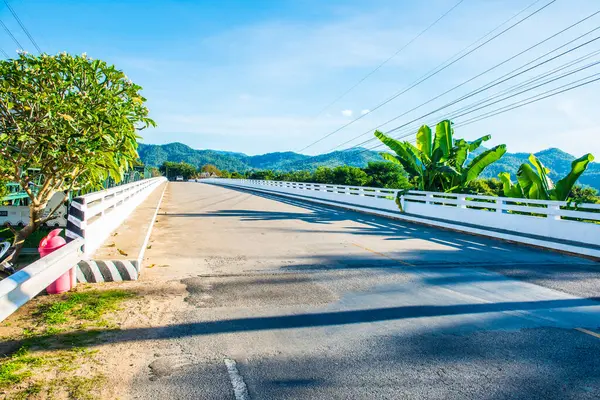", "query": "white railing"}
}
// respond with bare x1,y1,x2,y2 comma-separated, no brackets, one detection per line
0,238,84,322
206,179,600,258
67,177,166,256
